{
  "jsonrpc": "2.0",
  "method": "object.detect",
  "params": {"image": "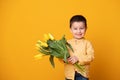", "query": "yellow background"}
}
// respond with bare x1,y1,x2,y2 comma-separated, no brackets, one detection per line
0,0,120,80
